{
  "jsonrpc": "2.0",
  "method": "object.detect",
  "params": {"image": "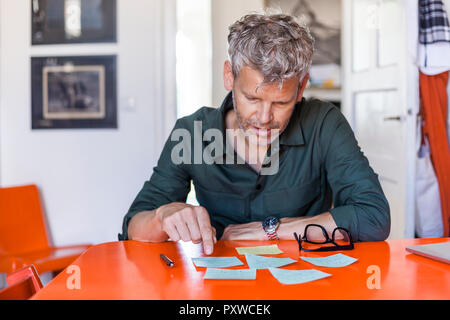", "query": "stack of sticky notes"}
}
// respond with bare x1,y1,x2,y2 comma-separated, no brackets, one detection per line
191,244,358,285
235,244,284,255
191,256,244,268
